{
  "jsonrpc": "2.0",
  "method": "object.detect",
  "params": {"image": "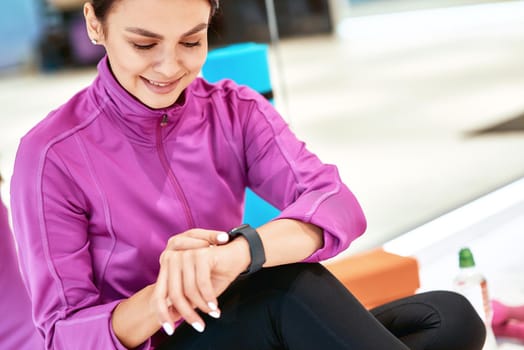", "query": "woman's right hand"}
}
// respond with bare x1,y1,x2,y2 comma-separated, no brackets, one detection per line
150,229,250,335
